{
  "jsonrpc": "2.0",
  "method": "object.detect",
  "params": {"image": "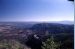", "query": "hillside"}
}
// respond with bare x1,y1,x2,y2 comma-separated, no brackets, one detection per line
0,39,31,49
0,22,74,49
